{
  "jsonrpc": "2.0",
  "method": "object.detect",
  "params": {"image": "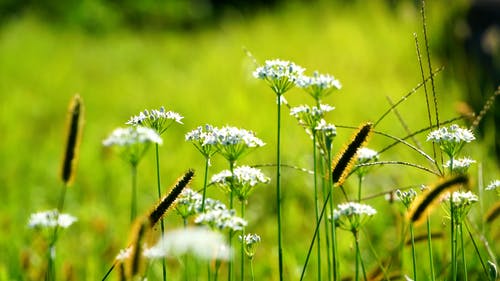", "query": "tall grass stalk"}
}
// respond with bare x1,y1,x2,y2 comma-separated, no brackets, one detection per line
320,159,332,281
201,156,210,212
426,216,436,281
312,132,322,281
130,164,138,222
276,94,284,281
409,223,417,281
155,143,168,281
240,201,246,281
459,223,468,281
327,147,339,281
